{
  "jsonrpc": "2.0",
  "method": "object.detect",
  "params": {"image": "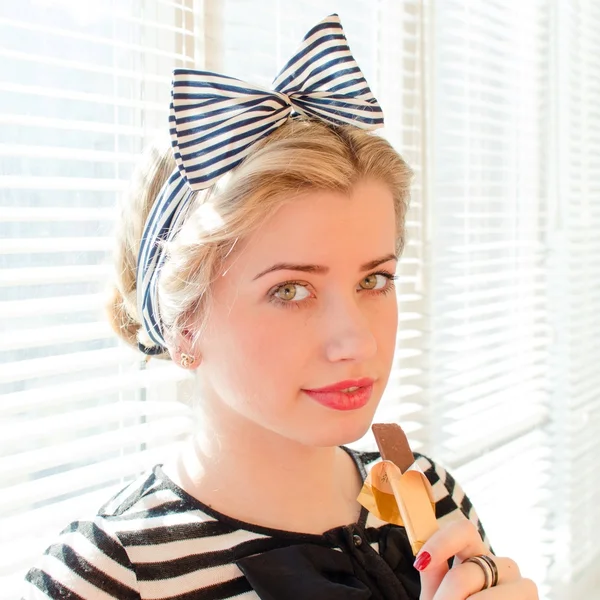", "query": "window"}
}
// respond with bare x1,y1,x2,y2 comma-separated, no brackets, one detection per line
1,1,197,597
